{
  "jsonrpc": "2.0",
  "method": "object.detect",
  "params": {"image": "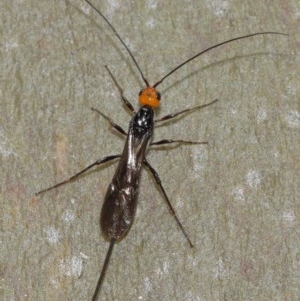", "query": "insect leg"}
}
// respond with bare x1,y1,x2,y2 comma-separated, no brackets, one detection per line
91,107,127,136
36,154,121,196
143,159,194,248
151,139,208,146
91,238,116,301
104,65,136,114
155,99,218,123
